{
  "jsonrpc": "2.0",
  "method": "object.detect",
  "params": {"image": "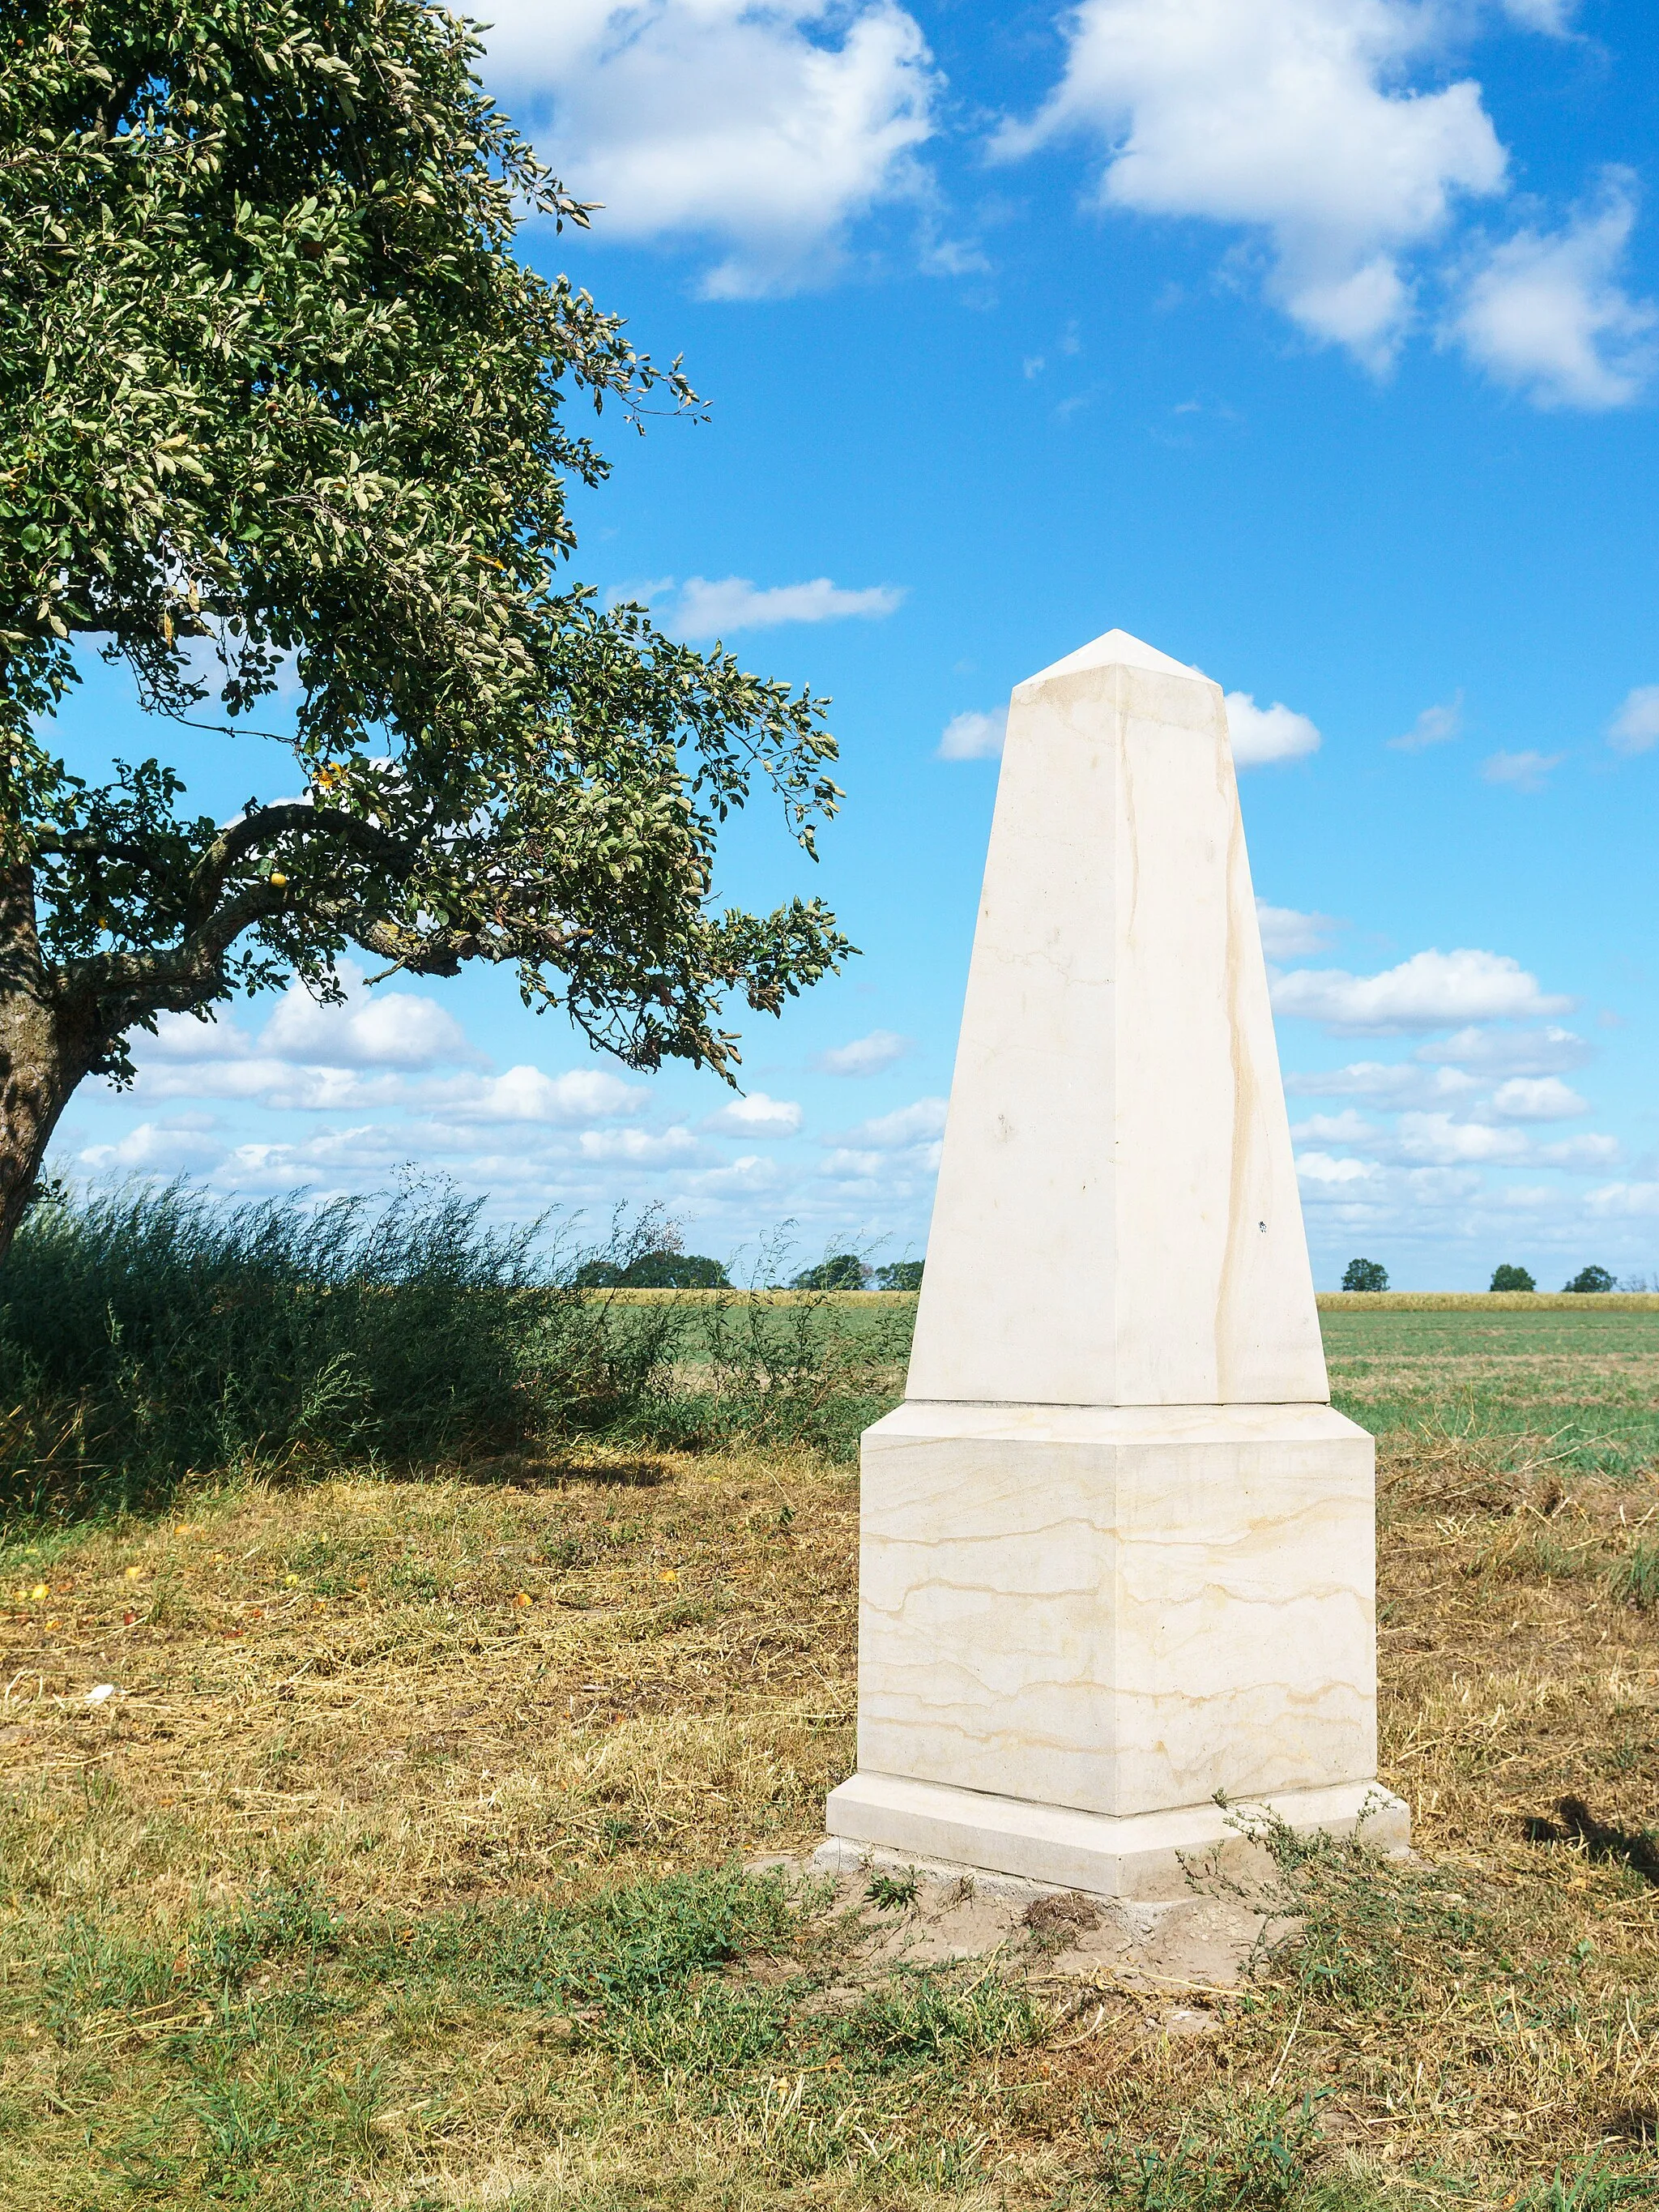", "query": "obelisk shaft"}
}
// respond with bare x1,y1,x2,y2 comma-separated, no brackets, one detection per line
907,629,1325,1409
